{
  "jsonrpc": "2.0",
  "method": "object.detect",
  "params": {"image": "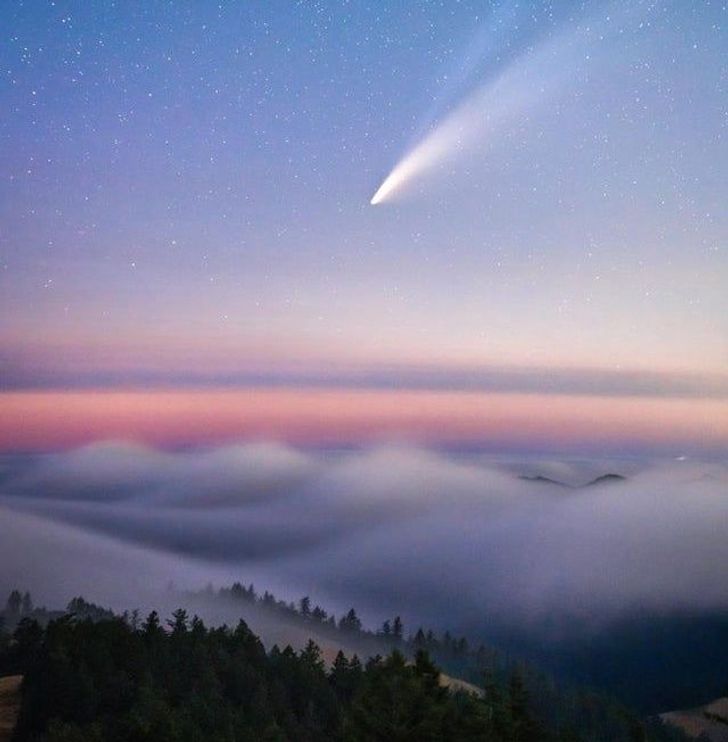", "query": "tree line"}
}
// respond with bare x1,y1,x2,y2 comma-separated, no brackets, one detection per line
0,589,686,741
